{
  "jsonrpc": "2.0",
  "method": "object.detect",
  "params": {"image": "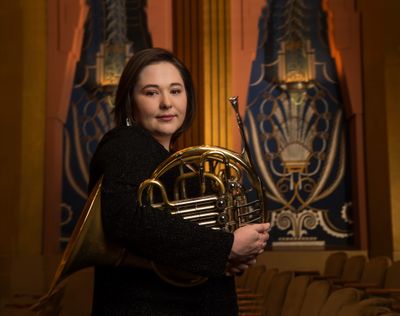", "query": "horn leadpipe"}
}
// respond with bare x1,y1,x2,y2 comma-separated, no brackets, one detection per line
229,96,257,171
